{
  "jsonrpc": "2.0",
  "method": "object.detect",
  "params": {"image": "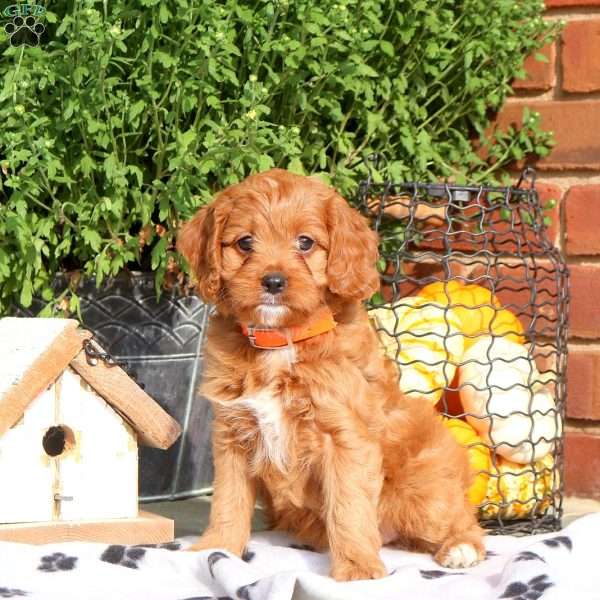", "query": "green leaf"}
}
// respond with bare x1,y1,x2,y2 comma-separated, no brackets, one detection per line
151,236,168,270
154,51,177,68
206,95,220,108
465,50,473,68
129,100,146,121
80,154,95,176
104,154,118,179
128,165,144,187
380,40,395,57
20,278,33,307
257,155,274,171
287,157,305,174
179,129,196,150
82,228,102,251
235,5,253,22
159,4,171,23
